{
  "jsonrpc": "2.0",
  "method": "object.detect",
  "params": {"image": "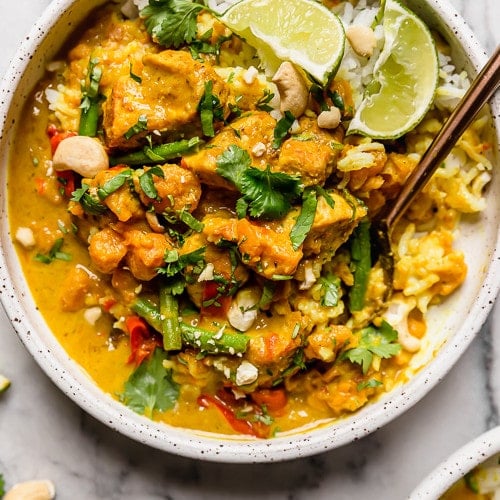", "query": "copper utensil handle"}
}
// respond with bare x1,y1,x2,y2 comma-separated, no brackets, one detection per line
384,45,500,231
